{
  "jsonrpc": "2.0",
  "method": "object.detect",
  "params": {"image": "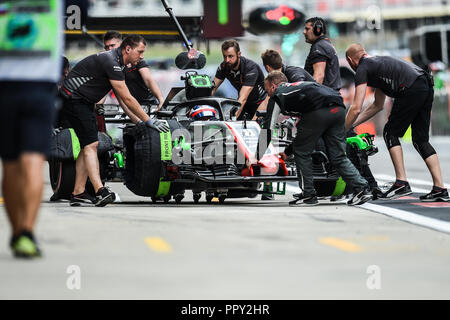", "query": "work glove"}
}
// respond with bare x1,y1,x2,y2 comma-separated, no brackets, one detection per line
144,118,170,133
